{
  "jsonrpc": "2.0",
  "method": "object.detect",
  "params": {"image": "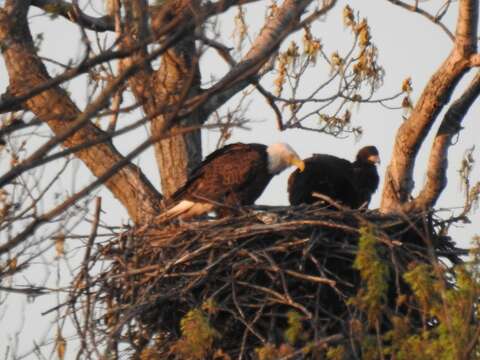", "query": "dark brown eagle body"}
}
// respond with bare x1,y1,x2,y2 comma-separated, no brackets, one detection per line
352,146,380,207
288,146,380,209
288,154,360,207
162,142,304,220
171,143,273,209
